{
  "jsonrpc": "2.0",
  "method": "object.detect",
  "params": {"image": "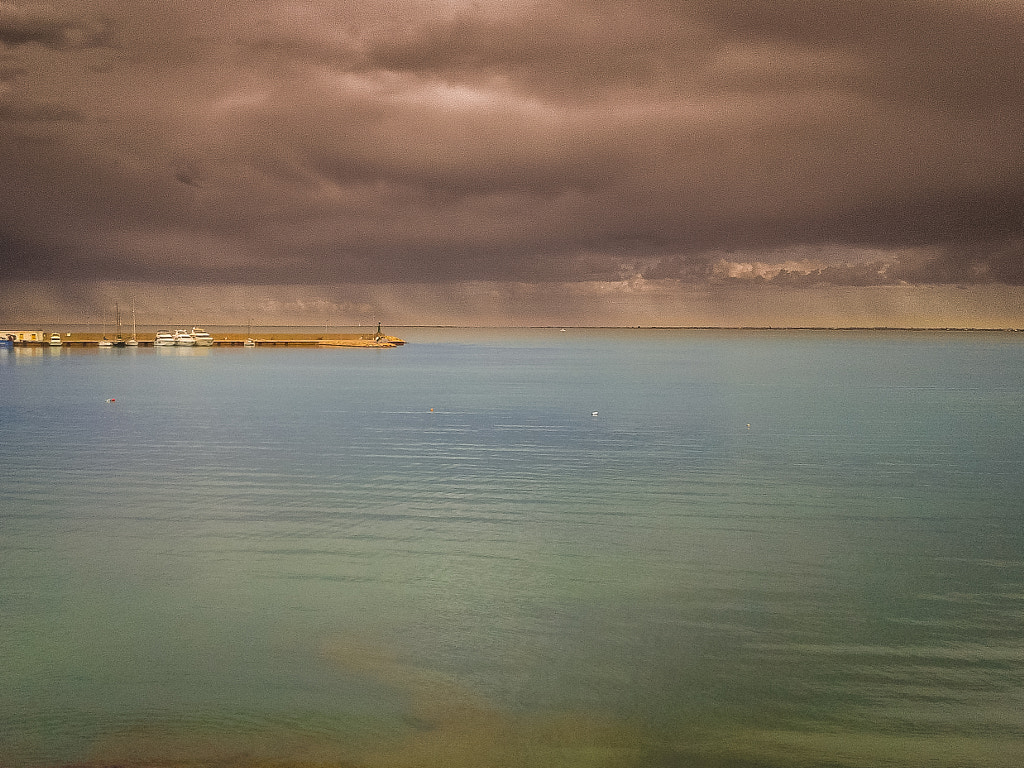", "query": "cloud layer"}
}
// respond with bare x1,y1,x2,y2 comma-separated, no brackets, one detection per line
2,0,1023,323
